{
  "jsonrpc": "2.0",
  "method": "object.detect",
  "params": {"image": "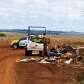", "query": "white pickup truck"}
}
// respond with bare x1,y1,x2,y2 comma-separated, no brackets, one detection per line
24,26,48,56
25,35,44,56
